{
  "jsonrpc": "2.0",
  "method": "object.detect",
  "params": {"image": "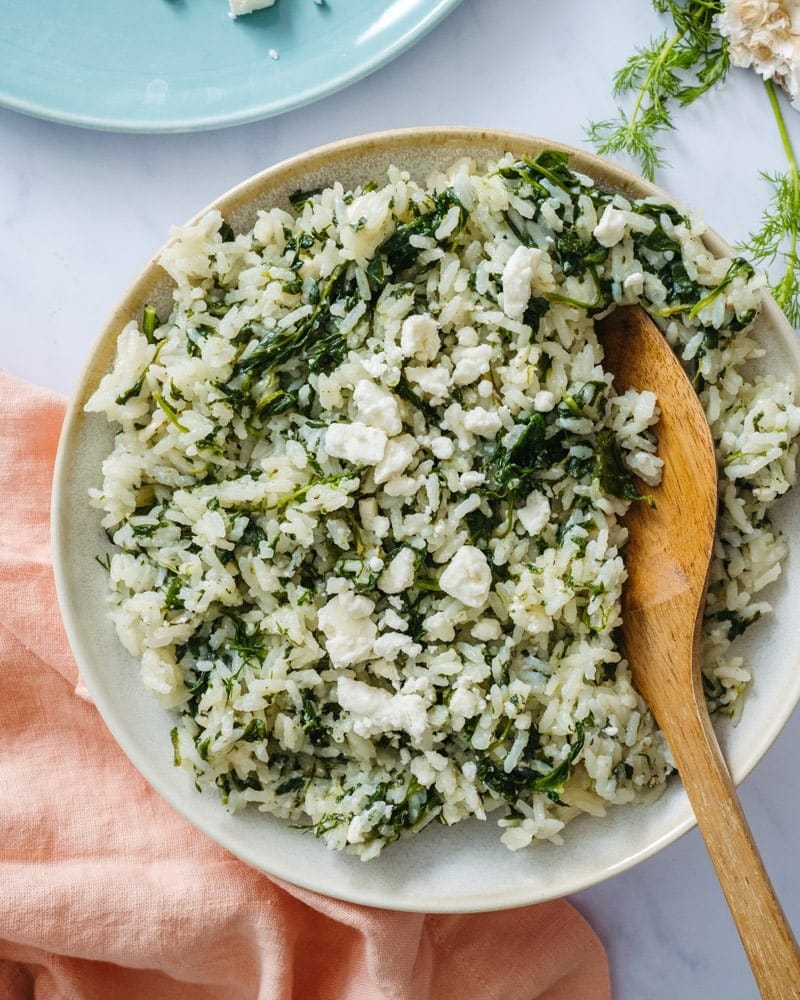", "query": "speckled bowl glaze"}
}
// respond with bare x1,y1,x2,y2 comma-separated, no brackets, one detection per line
52,128,800,912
